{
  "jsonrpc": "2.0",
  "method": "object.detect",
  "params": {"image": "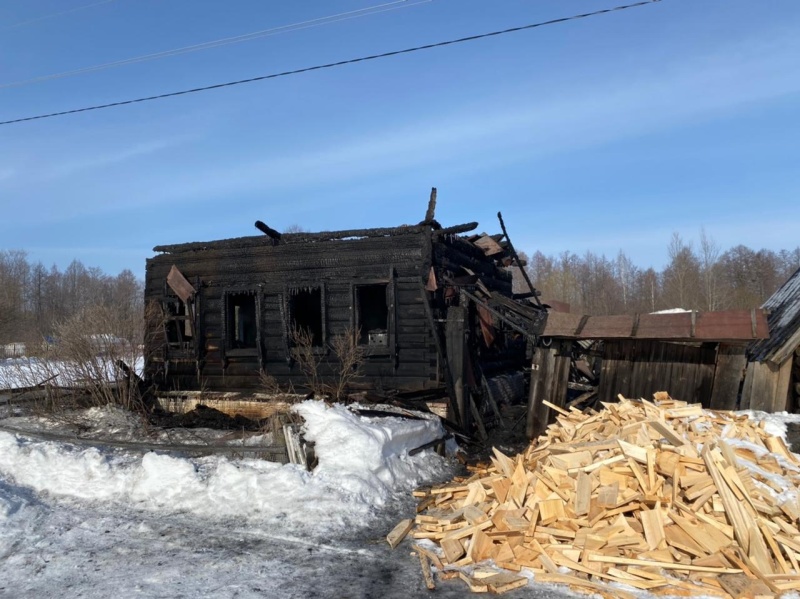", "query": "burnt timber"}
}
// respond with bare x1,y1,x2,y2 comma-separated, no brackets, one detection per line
144,213,548,427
